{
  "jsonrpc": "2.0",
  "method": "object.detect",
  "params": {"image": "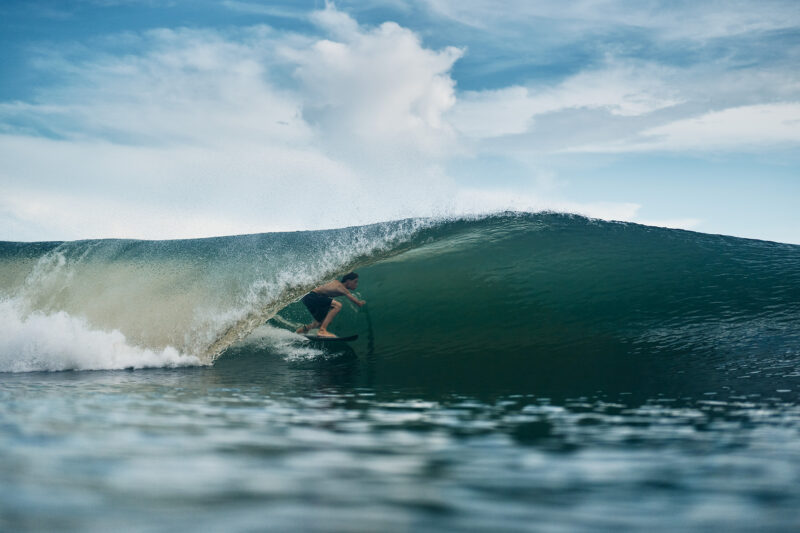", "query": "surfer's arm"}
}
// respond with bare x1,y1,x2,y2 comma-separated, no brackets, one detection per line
336,283,365,307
